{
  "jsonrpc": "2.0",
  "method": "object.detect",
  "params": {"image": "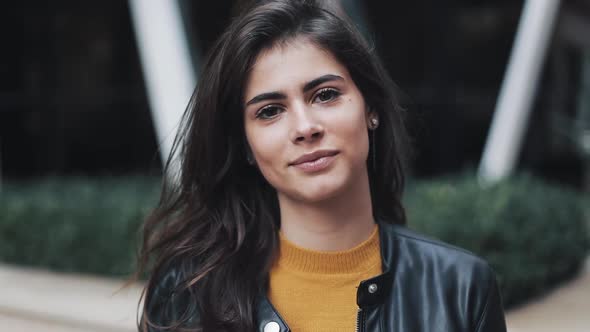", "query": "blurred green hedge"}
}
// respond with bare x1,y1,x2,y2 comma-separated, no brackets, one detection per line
405,173,589,308
0,173,588,309
0,177,160,276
